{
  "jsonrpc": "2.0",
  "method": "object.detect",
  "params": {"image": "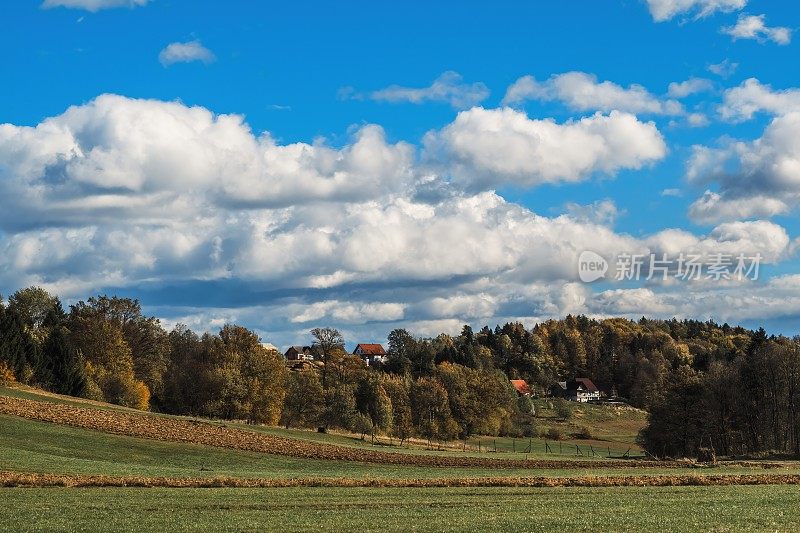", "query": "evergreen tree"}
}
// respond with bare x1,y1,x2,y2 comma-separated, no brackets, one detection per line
43,326,87,397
